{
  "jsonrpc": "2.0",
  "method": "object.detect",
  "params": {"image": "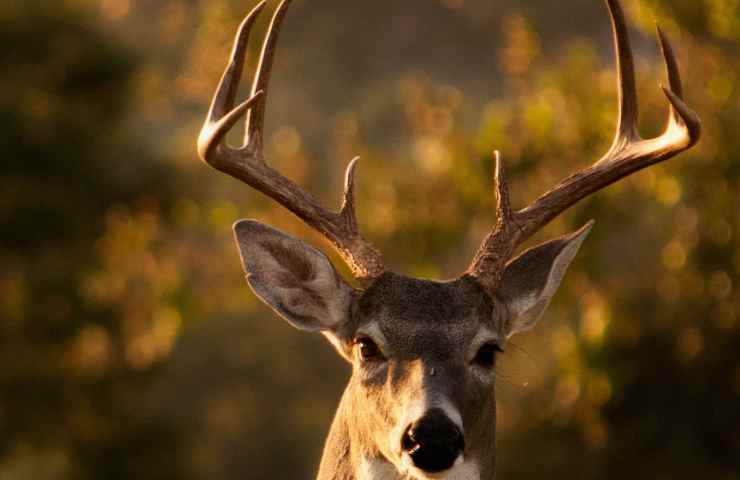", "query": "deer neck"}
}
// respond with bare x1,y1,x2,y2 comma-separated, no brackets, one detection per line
316,388,496,480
